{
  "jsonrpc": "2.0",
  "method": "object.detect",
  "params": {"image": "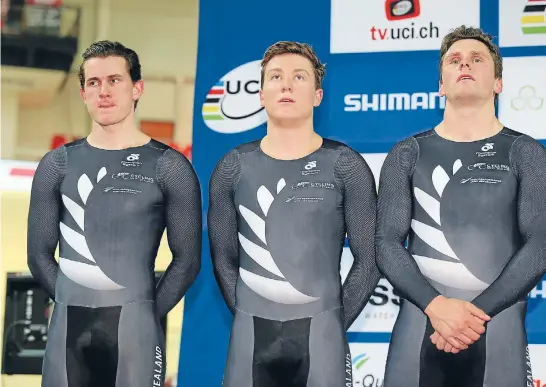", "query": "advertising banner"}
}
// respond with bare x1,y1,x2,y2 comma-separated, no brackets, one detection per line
183,1,545,386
